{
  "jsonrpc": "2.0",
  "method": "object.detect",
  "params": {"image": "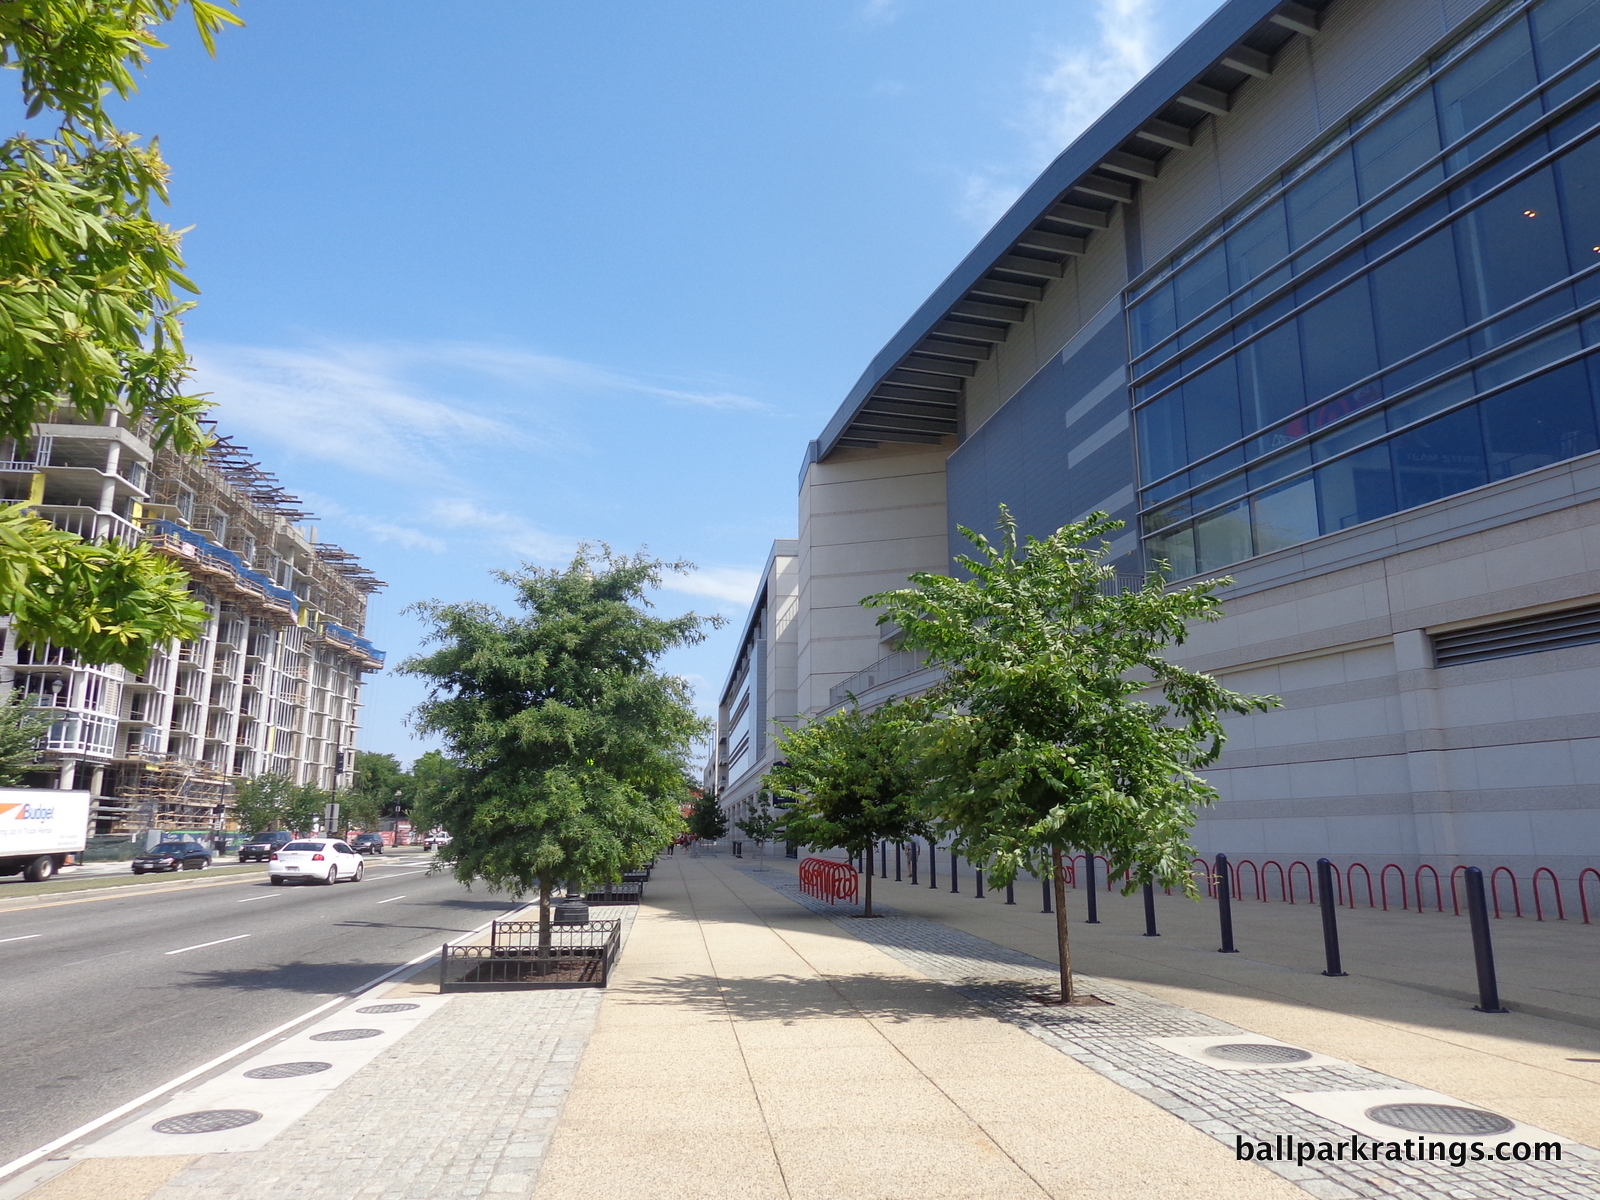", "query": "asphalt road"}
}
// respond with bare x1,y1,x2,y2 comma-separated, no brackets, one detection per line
0,854,515,1166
